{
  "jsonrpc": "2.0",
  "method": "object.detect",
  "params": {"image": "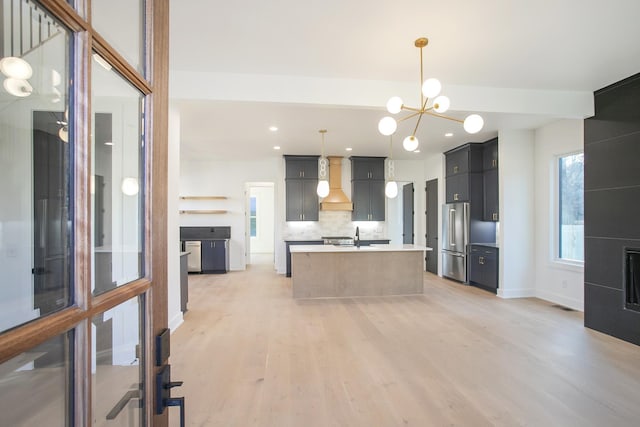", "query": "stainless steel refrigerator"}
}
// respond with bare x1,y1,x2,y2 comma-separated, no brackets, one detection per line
442,202,469,282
